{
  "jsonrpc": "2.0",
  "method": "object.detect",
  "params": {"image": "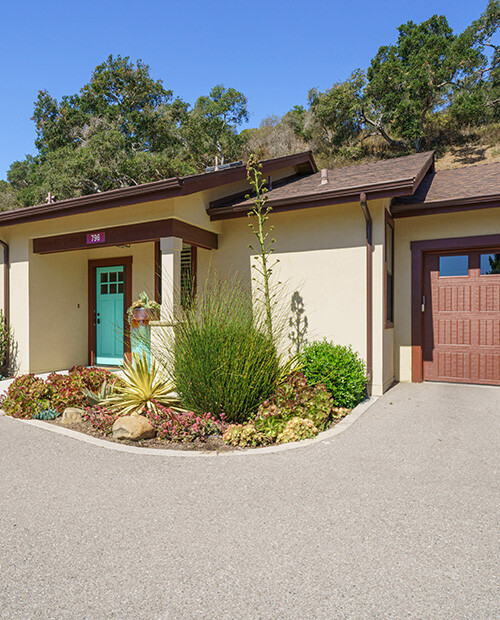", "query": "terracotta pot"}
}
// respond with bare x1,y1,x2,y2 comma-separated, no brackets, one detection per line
130,307,154,328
